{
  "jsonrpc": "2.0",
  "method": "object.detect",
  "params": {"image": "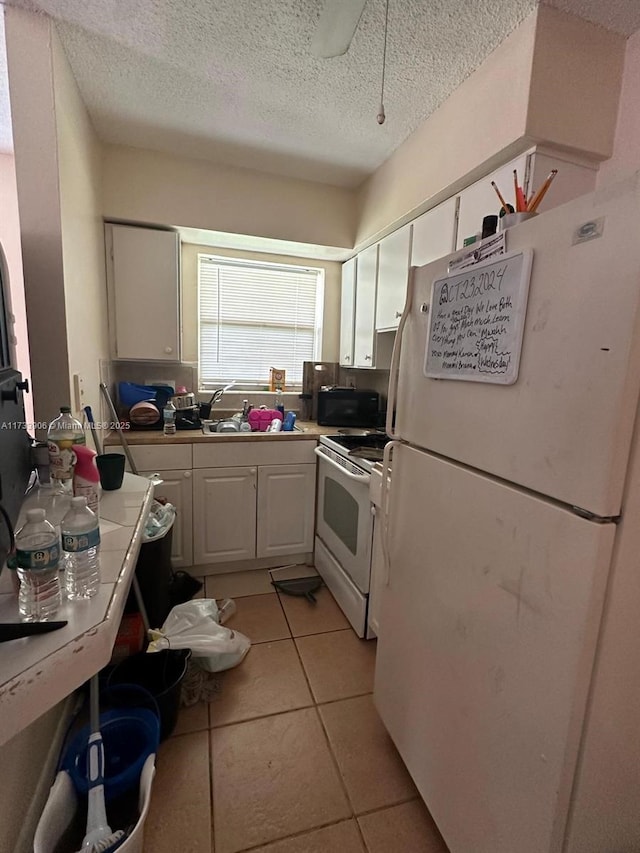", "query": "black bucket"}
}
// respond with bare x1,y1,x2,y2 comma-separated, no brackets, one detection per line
107,649,191,740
